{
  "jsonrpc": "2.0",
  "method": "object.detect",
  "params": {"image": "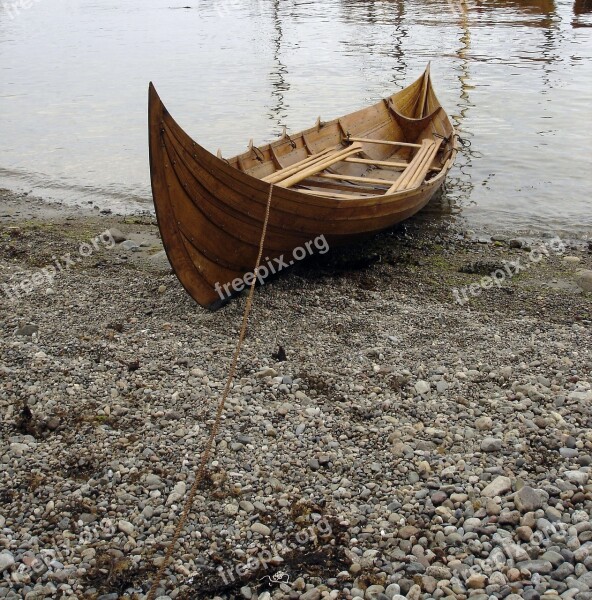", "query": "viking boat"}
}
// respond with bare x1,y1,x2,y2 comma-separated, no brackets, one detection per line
149,65,457,309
